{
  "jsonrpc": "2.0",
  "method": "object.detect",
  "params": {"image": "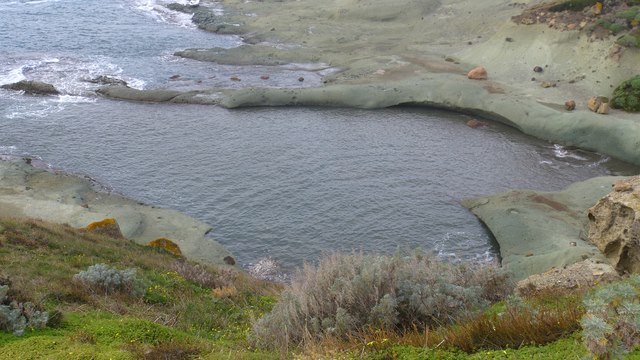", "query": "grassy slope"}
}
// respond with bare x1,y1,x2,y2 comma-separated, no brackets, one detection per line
0,217,624,359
